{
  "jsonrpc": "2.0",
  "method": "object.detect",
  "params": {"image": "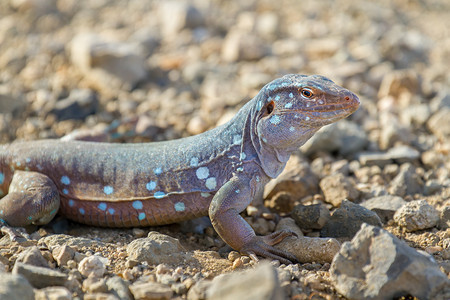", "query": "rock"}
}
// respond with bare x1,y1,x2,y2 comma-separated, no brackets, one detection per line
41,234,104,249
264,155,318,202
301,120,368,157
0,93,27,116
52,245,75,267
78,256,107,278
358,145,420,167
319,173,359,206
158,1,204,37
187,279,211,300
291,204,330,230
388,163,423,197
0,273,34,300
126,231,186,265
275,217,303,237
400,103,431,127
378,69,420,99
439,206,450,229
12,262,67,288
34,286,72,300
16,246,49,268
275,236,340,264
70,33,147,91
106,276,132,300
427,107,450,141
360,195,406,223
430,90,450,112
221,30,268,62
393,200,440,232
320,200,382,239
50,89,98,121
330,224,450,300
207,262,284,300
82,277,108,293
265,192,295,213
129,281,173,300
378,116,413,150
